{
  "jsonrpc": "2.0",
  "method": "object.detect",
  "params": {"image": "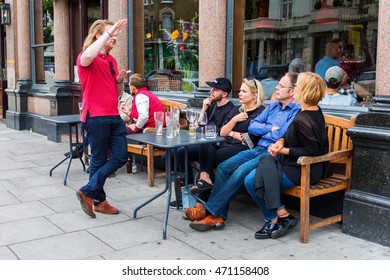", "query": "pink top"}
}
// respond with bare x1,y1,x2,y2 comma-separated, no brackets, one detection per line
76,52,120,122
